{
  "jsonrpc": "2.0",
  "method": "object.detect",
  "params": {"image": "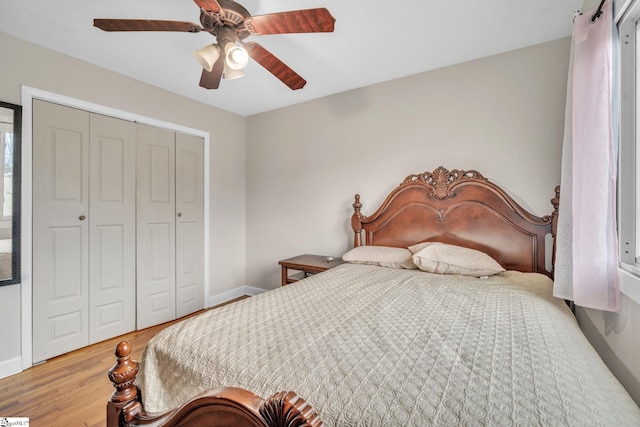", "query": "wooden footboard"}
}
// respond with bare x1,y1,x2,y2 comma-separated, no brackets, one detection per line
107,341,323,427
